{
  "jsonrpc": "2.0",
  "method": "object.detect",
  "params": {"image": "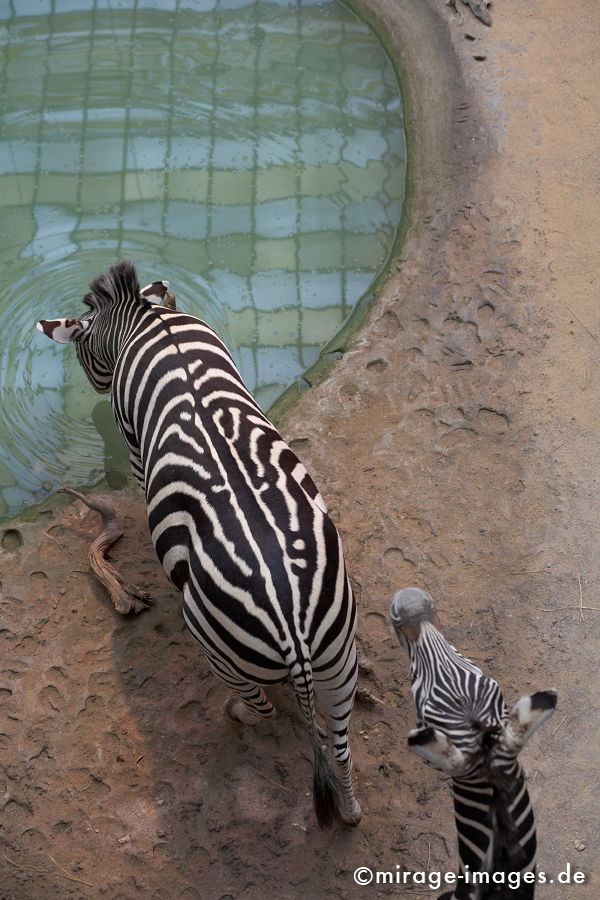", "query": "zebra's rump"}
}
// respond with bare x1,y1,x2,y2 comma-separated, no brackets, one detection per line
148,480,352,670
